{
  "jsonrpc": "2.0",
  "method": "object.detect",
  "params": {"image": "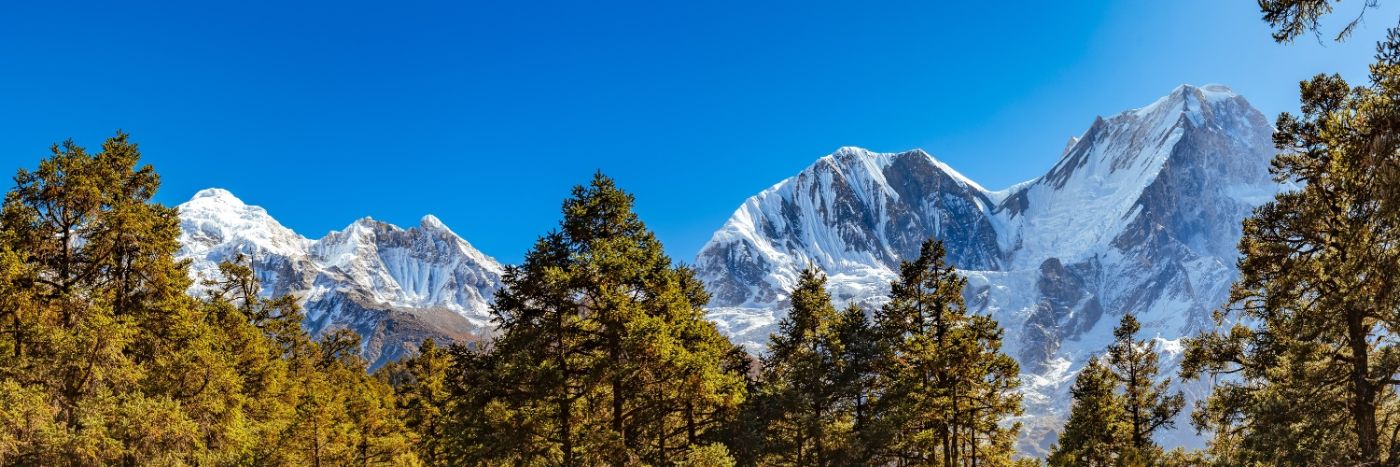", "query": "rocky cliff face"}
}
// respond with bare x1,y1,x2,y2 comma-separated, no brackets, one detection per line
694,84,1285,454
177,189,503,369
